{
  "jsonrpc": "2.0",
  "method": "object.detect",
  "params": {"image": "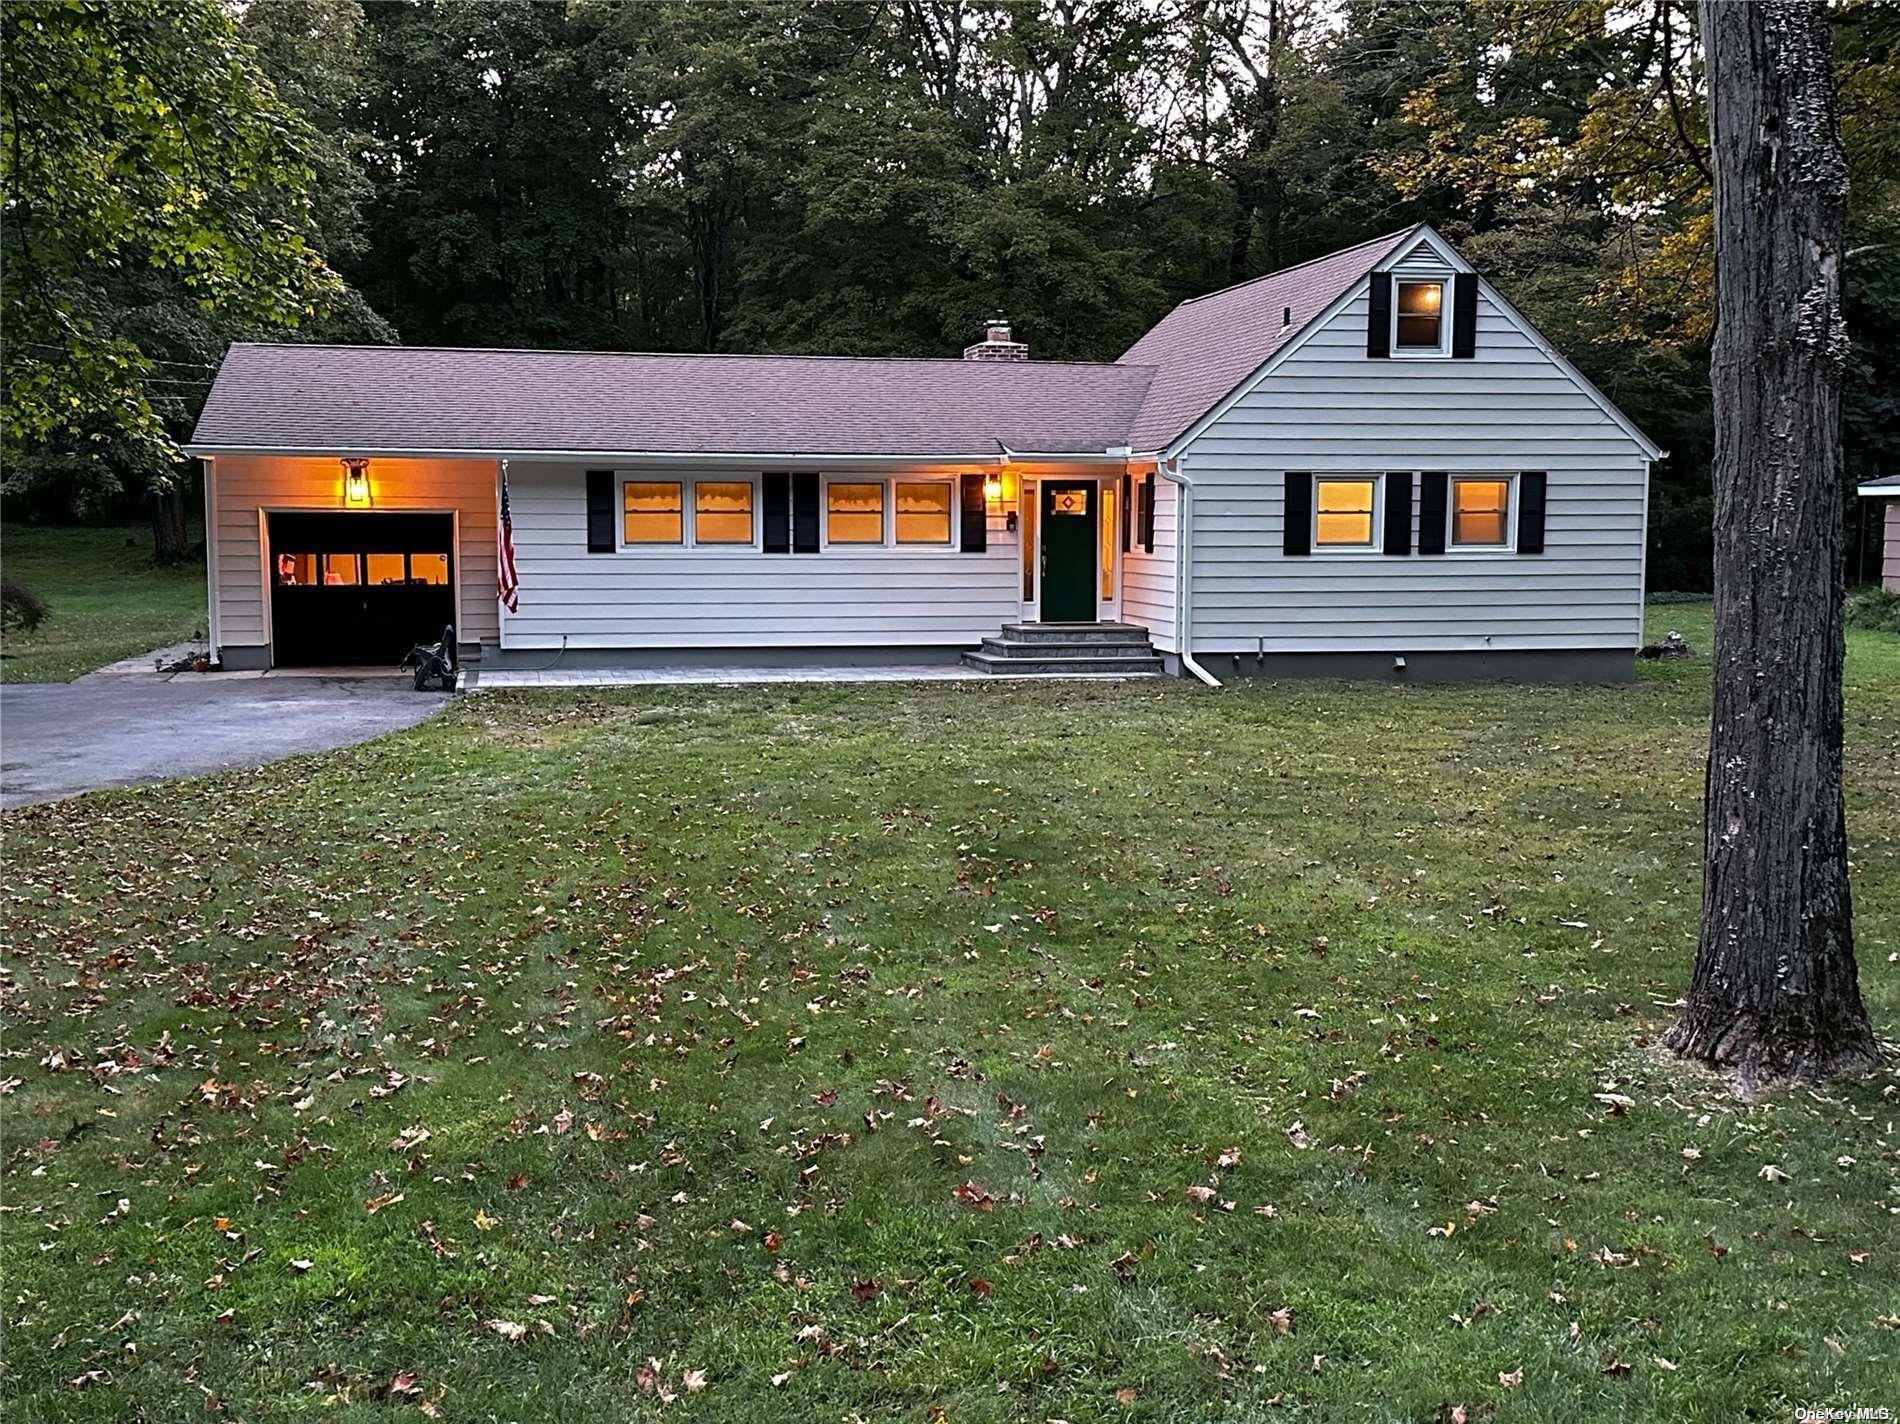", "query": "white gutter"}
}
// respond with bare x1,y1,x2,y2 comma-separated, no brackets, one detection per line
1855,481,1899,497
1156,455,1220,687
181,444,1129,464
